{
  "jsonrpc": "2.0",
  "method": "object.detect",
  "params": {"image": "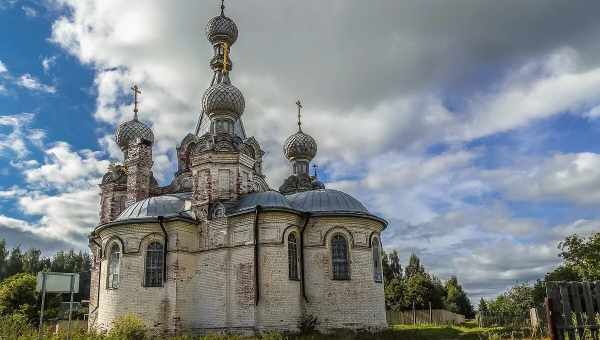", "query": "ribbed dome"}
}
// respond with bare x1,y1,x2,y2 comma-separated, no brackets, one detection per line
115,193,192,221
202,82,245,118
286,189,368,214
283,131,317,161
115,118,154,150
206,14,238,45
